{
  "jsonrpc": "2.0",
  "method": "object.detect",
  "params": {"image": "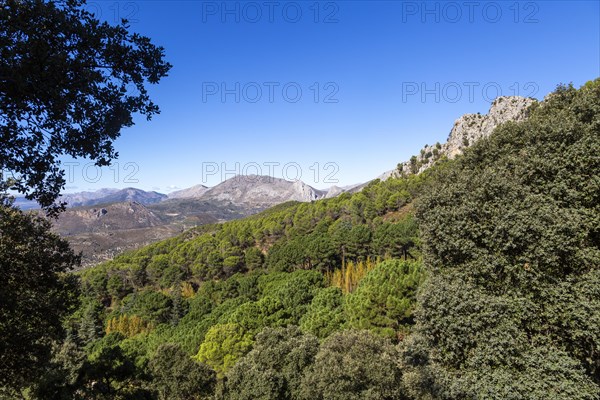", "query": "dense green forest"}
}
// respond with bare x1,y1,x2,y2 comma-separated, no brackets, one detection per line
2,80,599,399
